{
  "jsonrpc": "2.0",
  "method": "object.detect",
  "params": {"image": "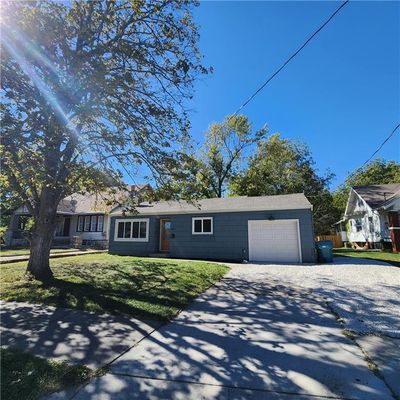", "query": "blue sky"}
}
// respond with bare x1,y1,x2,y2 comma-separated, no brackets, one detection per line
188,1,400,188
